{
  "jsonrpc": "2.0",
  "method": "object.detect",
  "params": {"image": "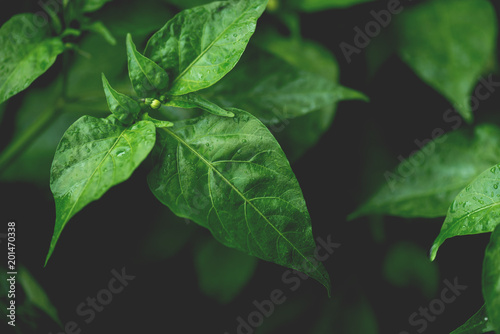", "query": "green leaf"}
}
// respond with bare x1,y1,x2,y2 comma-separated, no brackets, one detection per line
204,48,366,125
251,30,359,161
98,0,172,38
255,296,313,334
289,0,374,11
136,209,196,262
194,238,258,304
0,14,64,104
46,116,156,264
163,0,214,8
166,93,234,117
141,113,174,128
395,0,497,123
450,305,495,334
431,163,500,261
101,73,141,125
84,21,117,46
126,34,169,98
18,266,61,326
351,124,500,220
483,224,500,333
311,292,378,334
82,0,112,12
144,0,267,95
383,242,439,299
147,108,331,293
252,29,340,80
